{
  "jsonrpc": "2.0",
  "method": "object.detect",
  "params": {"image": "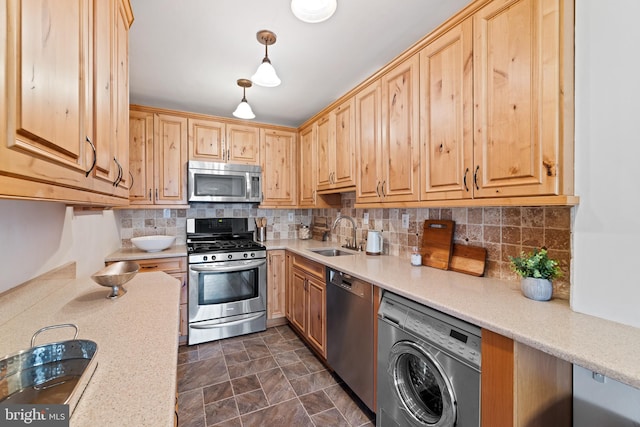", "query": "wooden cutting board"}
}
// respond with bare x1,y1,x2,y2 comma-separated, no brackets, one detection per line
421,220,455,269
449,244,487,276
